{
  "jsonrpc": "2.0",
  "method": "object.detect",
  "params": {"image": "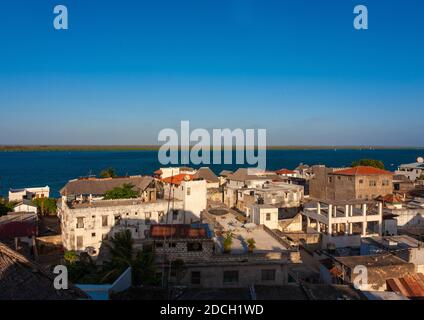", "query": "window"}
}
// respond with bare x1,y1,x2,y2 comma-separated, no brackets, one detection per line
114,215,121,225
169,242,177,248
382,180,389,186
223,271,239,284
369,180,377,187
191,271,201,285
266,213,271,221
187,242,202,251
261,269,276,281
359,179,364,184
102,215,108,227
145,212,151,225
91,232,96,237
76,217,84,229
328,177,333,183
172,210,179,221
158,211,165,223
187,187,191,196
